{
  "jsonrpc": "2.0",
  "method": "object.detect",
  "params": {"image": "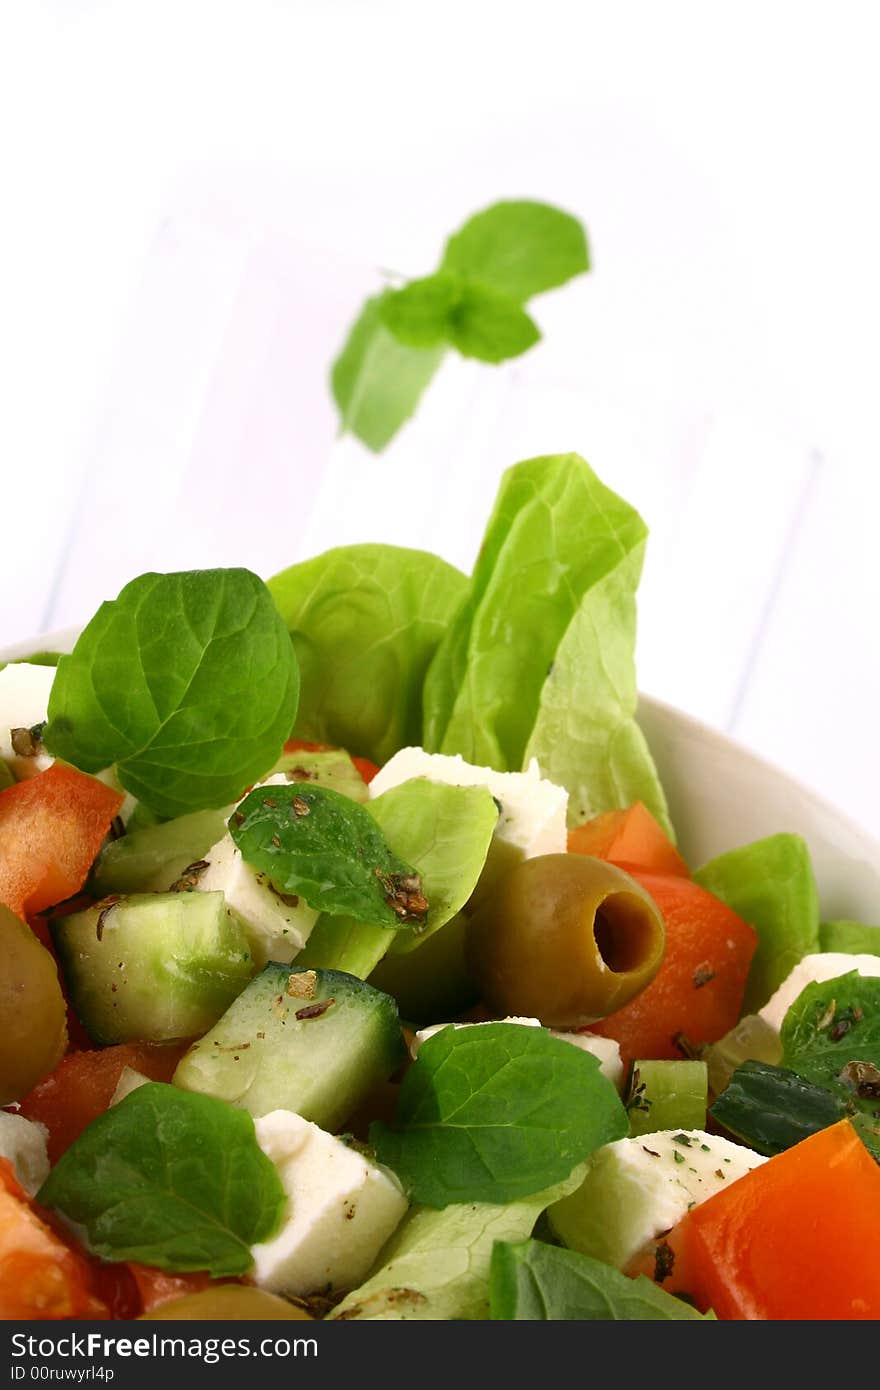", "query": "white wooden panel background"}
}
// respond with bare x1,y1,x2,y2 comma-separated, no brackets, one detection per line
3,1,879,837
